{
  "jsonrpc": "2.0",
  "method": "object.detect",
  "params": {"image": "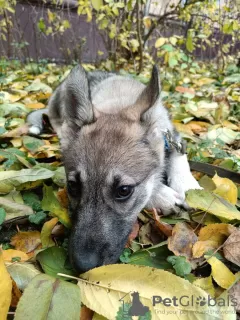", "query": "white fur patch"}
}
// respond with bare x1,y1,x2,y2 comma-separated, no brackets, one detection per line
29,126,41,135
168,154,202,199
